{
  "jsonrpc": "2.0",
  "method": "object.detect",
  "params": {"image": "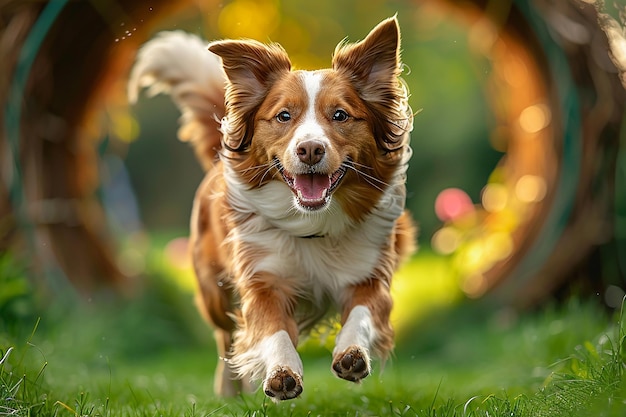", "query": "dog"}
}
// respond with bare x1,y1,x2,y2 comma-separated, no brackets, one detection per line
128,16,416,401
